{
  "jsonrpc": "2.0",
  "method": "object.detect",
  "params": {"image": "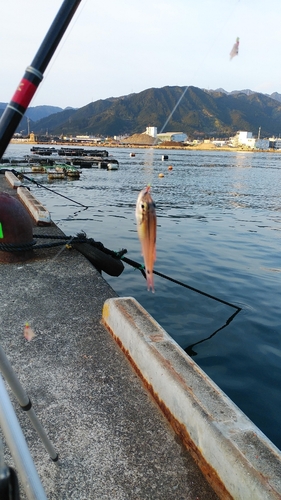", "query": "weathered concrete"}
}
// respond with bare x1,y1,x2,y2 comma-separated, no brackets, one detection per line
17,186,51,225
5,170,22,188
102,297,281,500
0,174,219,499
